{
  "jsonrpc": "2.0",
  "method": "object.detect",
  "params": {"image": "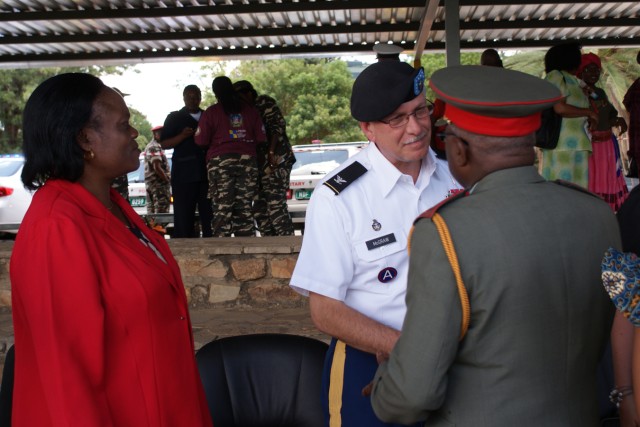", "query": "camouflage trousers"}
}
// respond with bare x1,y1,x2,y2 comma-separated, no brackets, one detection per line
207,154,258,237
145,183,171,214
254,163,294,236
